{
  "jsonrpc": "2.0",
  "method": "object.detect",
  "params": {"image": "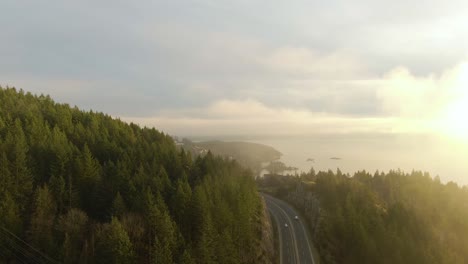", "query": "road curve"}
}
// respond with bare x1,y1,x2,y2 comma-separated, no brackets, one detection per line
263,193,316,264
